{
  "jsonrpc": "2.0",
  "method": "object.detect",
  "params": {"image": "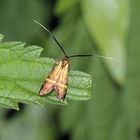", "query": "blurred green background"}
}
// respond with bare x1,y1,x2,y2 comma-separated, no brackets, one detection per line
0,0,140,140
